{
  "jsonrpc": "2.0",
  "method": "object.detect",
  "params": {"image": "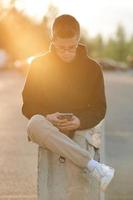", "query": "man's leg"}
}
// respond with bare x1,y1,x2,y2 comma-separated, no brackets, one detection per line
27,114,91,168
27,114,115,191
